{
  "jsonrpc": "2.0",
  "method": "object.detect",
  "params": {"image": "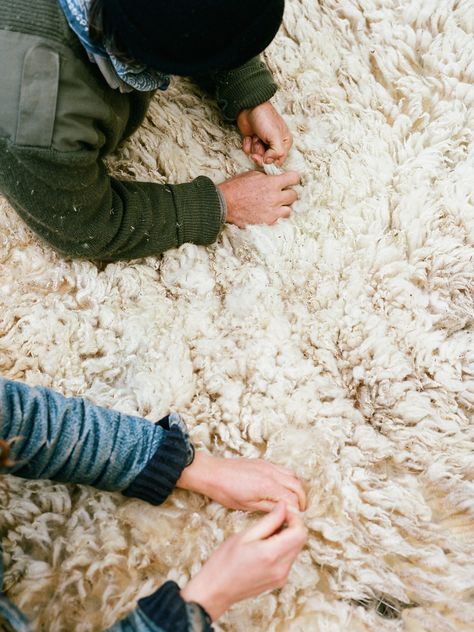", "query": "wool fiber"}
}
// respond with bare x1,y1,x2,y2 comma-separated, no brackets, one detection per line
0,1,473,630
